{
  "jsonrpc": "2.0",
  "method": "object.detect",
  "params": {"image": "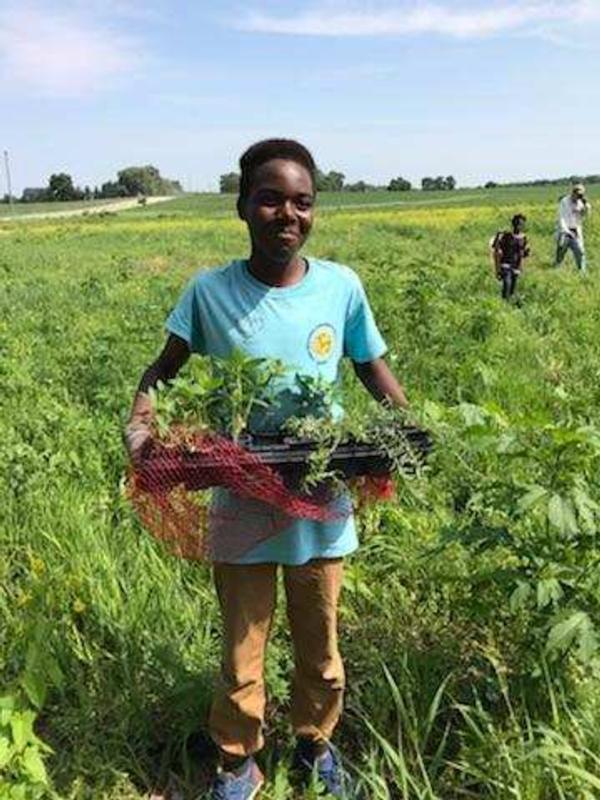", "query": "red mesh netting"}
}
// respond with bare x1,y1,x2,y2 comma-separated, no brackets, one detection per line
127,431,394,562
